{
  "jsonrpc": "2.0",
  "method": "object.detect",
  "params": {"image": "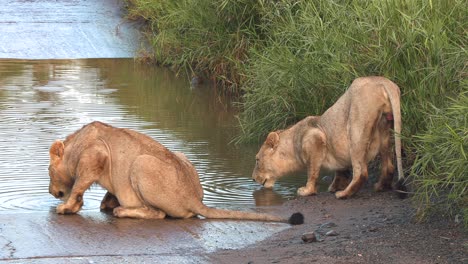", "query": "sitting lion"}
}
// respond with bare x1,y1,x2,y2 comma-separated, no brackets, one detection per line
48,121,303,224
252,76,405,199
